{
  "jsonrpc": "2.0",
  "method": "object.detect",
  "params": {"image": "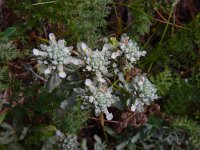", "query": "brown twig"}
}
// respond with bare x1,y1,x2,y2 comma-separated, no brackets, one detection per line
90,117,120,124
154,18,188,29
